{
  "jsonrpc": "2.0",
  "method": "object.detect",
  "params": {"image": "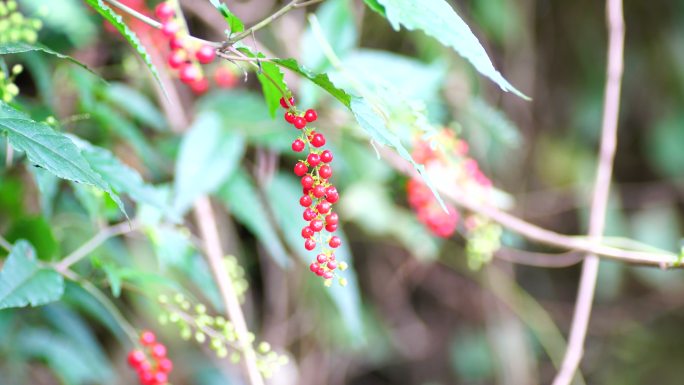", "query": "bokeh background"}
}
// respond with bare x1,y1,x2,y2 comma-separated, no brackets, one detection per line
1,0,684,384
